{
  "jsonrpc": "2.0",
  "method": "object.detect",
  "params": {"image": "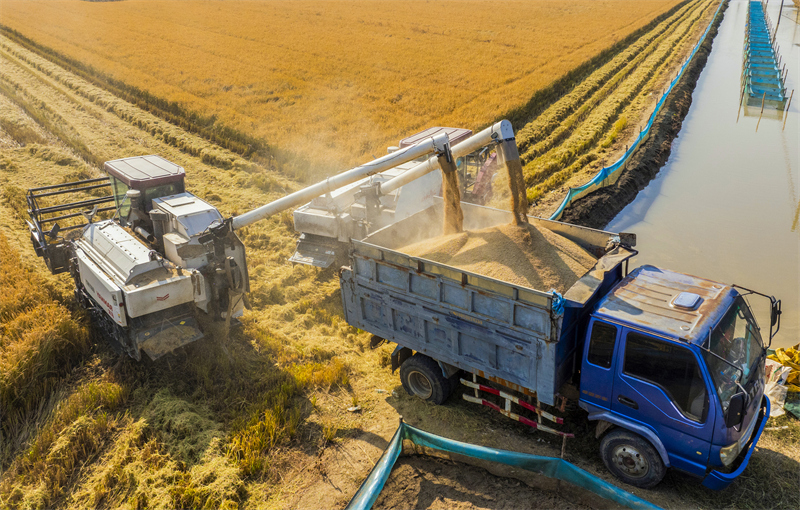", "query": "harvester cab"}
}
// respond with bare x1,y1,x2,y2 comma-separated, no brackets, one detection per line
104,155,186,227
